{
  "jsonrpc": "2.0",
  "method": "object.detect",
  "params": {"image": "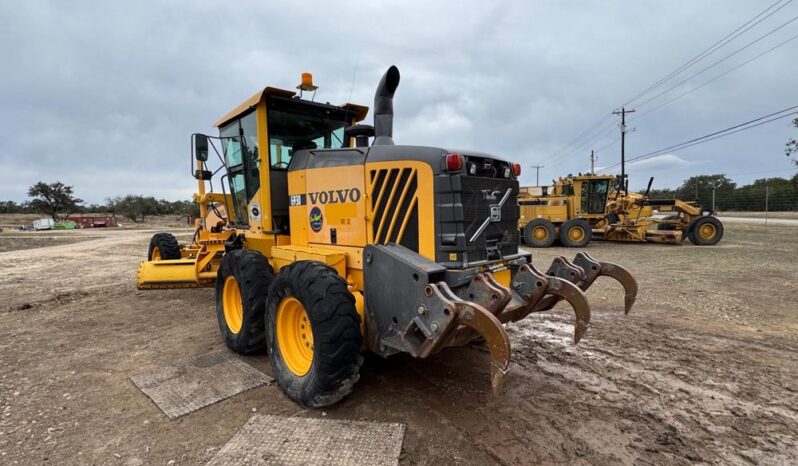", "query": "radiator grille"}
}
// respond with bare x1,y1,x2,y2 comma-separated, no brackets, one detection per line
368,168,420,252
460,177,519,262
